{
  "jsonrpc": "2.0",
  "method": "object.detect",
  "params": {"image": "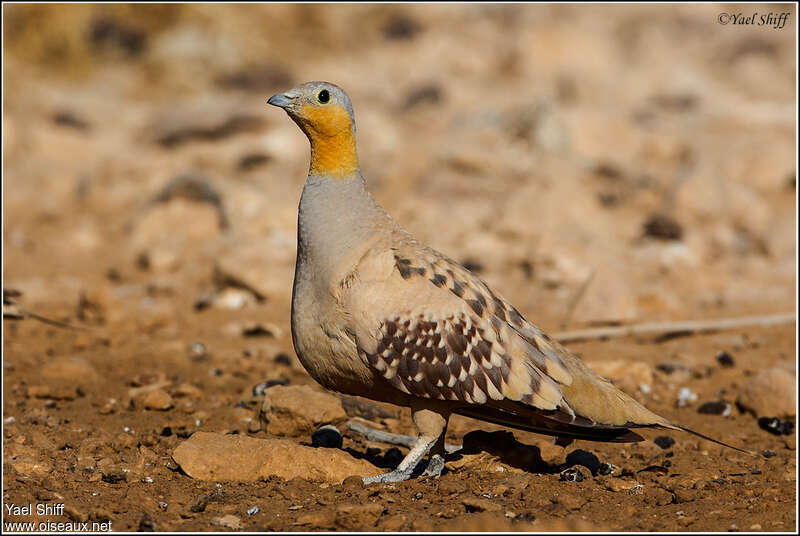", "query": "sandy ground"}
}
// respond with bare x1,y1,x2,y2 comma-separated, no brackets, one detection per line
2,3,797,532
